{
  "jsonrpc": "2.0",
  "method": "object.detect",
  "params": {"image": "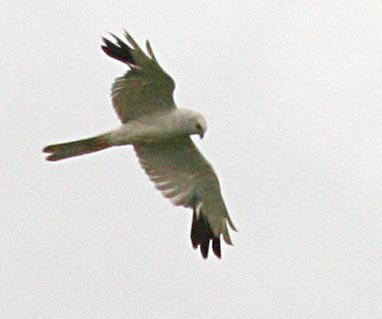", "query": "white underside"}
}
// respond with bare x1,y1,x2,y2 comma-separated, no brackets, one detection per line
107,108,202,145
